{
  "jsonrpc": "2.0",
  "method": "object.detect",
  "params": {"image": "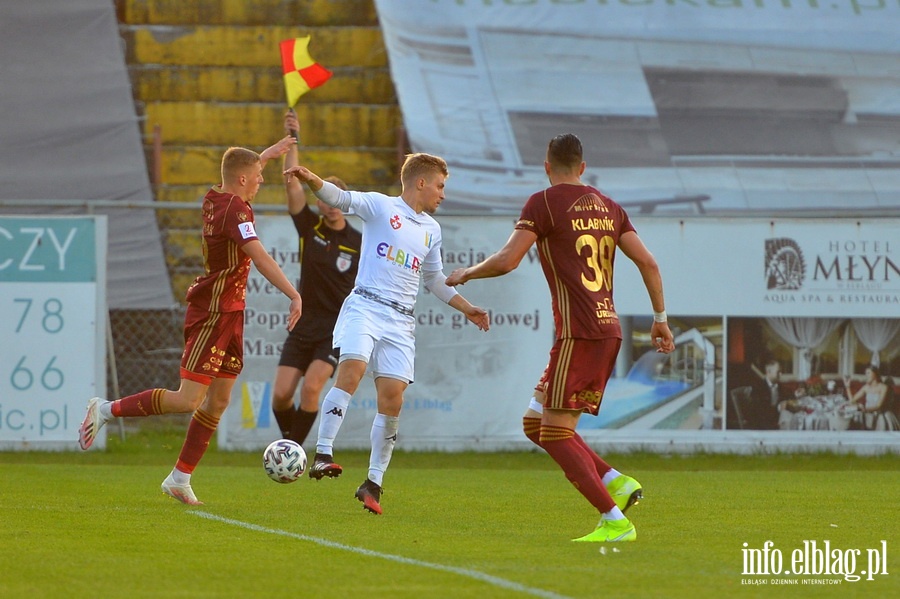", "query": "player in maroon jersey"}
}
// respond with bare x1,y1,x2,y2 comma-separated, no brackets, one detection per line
447,133,674,542
78,137,303,505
